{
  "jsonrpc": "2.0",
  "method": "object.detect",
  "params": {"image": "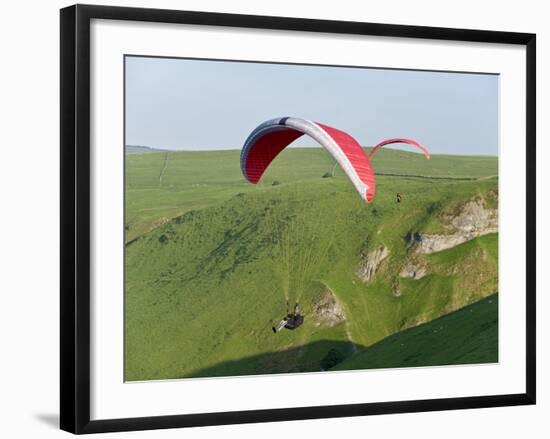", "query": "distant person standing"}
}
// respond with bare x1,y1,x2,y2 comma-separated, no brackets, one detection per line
396,192,402,203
